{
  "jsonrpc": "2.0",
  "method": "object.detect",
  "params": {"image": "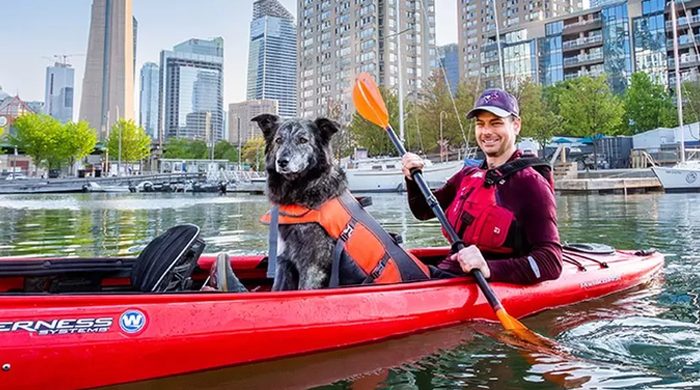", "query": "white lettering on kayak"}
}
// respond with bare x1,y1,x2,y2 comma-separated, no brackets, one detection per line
580,275,621,289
